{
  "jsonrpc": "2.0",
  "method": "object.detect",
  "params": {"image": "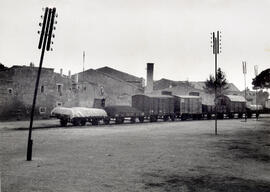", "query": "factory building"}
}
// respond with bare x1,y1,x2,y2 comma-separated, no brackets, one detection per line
0,64,144,120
